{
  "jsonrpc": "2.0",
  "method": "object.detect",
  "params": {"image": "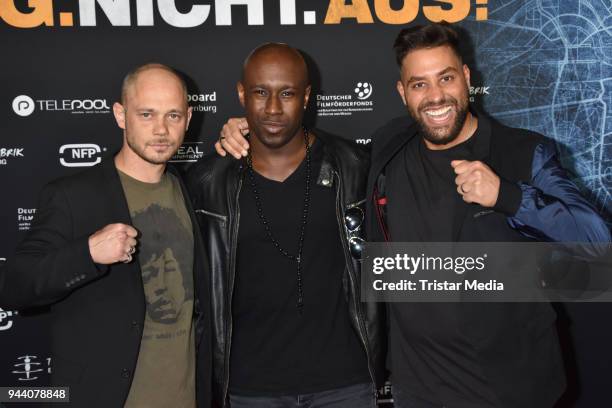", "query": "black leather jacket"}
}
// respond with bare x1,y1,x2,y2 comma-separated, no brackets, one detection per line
186,130,385,406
